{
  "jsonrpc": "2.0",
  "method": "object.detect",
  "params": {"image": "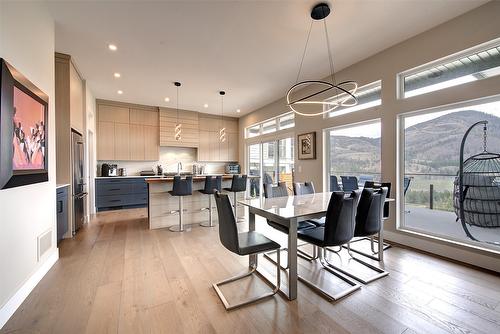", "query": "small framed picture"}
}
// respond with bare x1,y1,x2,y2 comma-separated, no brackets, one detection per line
297,132,316,160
